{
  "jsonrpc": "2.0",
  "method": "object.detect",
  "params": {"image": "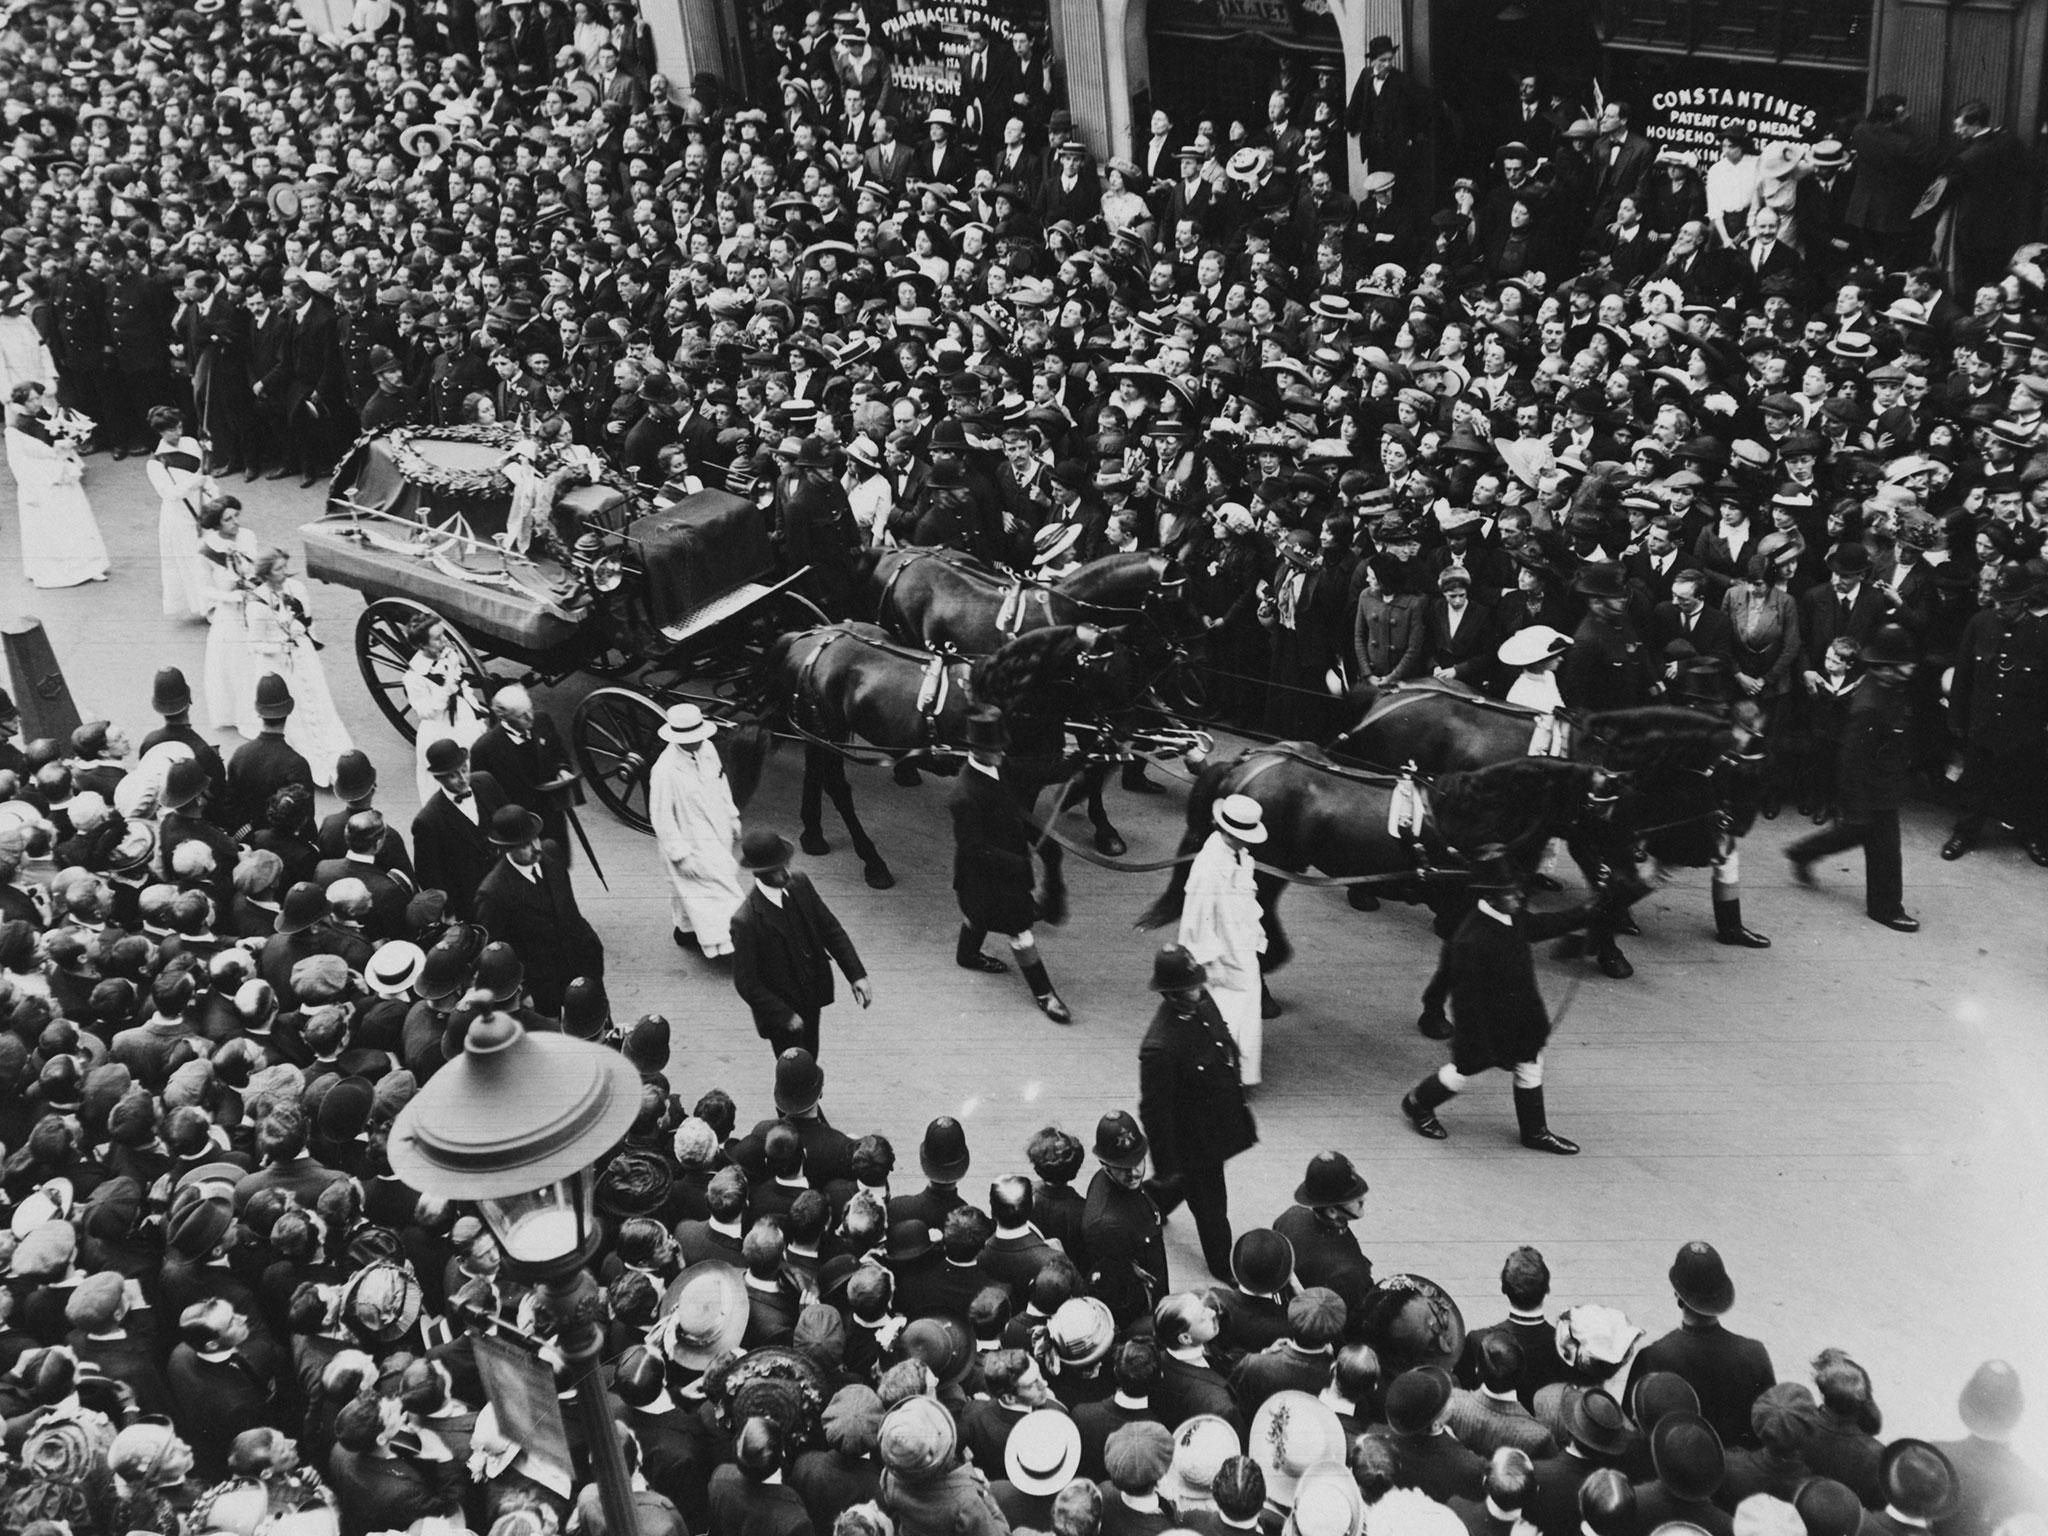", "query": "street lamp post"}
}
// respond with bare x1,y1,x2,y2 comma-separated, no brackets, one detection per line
387,1011,646,1536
